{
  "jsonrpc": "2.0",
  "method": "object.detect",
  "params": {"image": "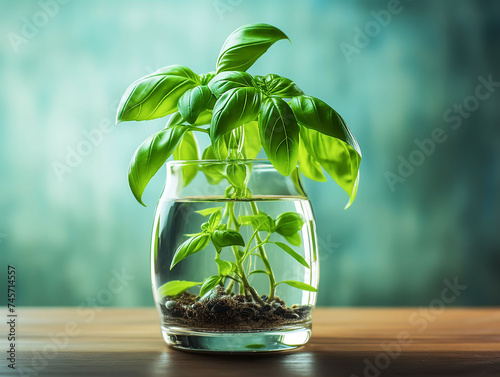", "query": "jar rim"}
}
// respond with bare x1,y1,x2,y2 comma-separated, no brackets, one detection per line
163,159,307,199
166,159,298,167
